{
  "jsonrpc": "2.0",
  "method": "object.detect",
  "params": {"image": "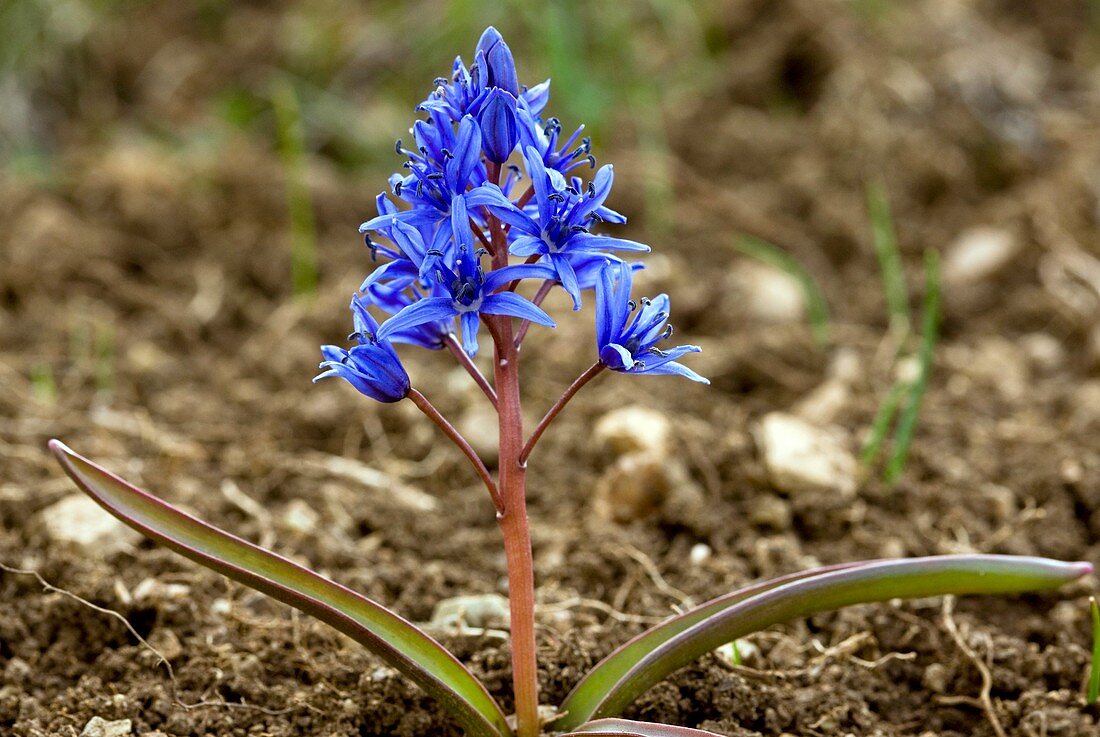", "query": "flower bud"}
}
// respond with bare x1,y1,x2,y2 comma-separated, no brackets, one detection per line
475,26,519,96
478,89,519,163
